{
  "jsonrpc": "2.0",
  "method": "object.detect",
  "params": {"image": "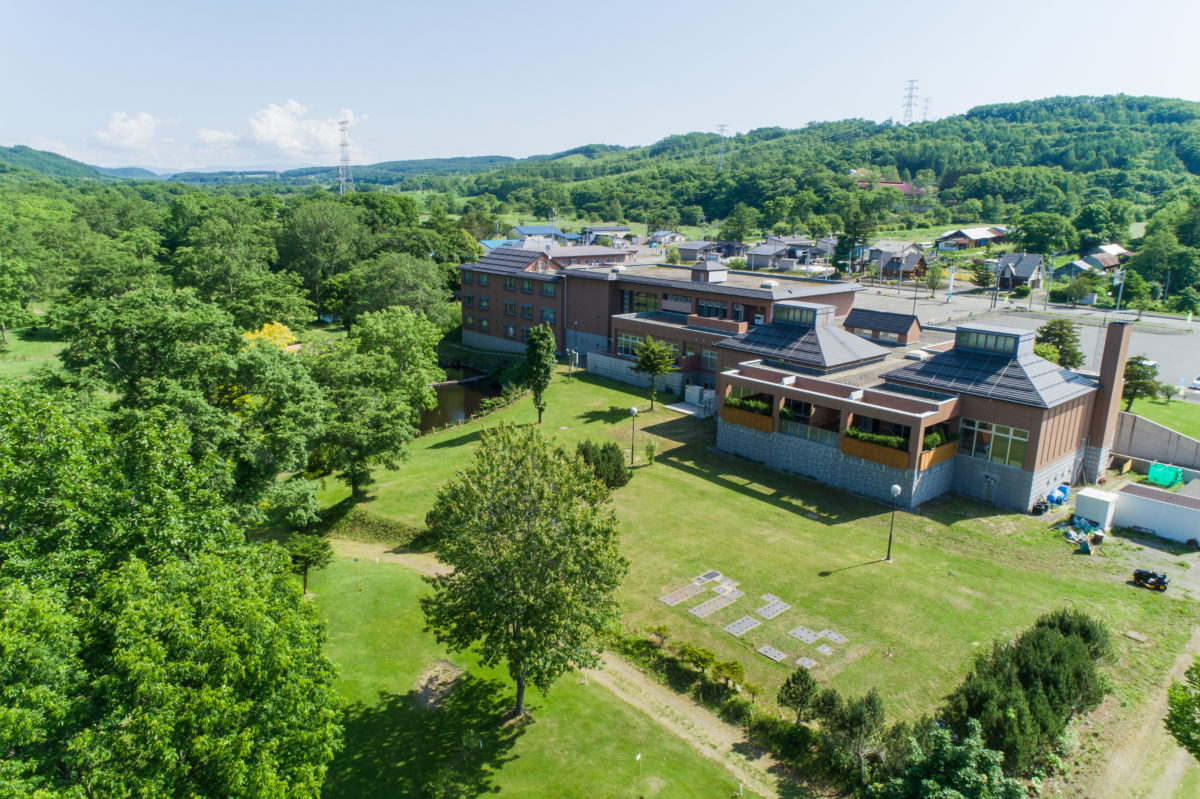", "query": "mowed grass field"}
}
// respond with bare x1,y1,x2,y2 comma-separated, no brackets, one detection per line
1131,398,1200,441
313,557,764,799
317,369,1198,722
0,327,64,379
